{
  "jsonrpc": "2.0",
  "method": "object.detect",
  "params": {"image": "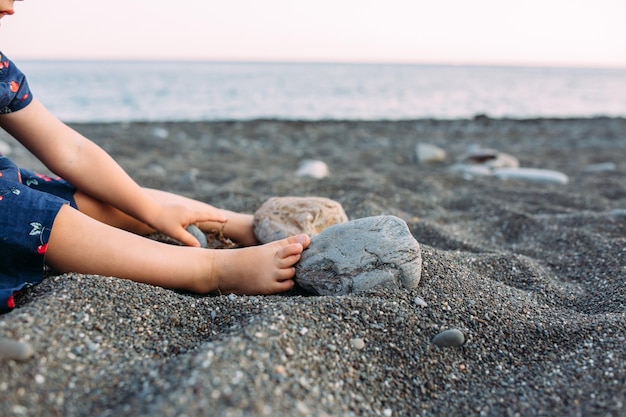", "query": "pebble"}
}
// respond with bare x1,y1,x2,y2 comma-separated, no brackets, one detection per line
584,162,616,172
186,224,208,248
296,160,329,179
295,215,421,295
448,164,493,178
415,143,446,163
432,328,465,347
413,297,428,308
493,167,569,184
608,208,626,219
351,338,365,350
151,127,170,139
0,338,35,361
253,196,348,244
